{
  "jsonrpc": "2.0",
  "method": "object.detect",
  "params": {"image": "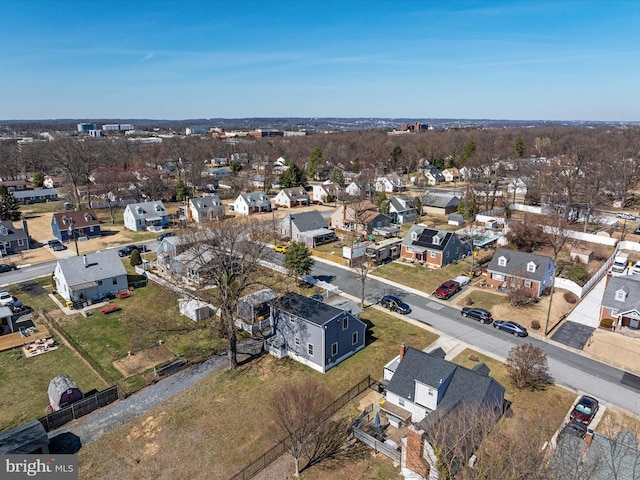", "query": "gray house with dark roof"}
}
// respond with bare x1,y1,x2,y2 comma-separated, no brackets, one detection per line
486,247,555,297
266,292,367,373
401,224,466,267
279,210,337,247
389,195,418,224
0,220,29,255
600,274,640,330
53,249,128,303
